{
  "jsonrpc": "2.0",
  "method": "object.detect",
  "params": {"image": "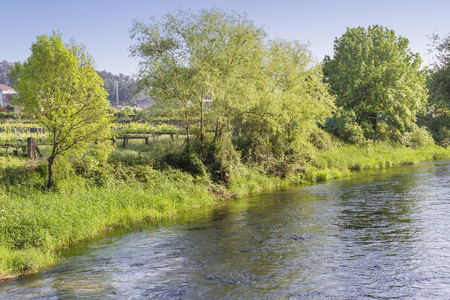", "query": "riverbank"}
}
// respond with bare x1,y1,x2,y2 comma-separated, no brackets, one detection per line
1,142,449,282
